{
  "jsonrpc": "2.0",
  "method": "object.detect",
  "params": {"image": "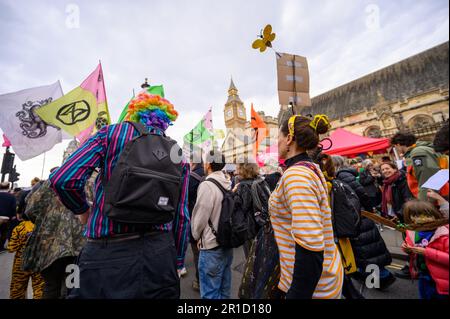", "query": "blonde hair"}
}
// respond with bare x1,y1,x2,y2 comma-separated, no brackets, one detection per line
31,177,40,187
237,162,260,180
